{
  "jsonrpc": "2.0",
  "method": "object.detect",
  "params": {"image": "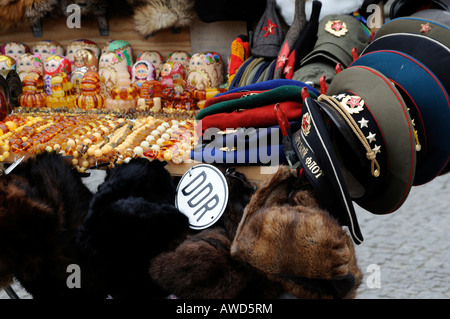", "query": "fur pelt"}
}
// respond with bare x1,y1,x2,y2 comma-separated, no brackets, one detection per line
76,158,190,298
230,165,363,299
133,0,195,37
0,0,58,30
0,151,105,298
